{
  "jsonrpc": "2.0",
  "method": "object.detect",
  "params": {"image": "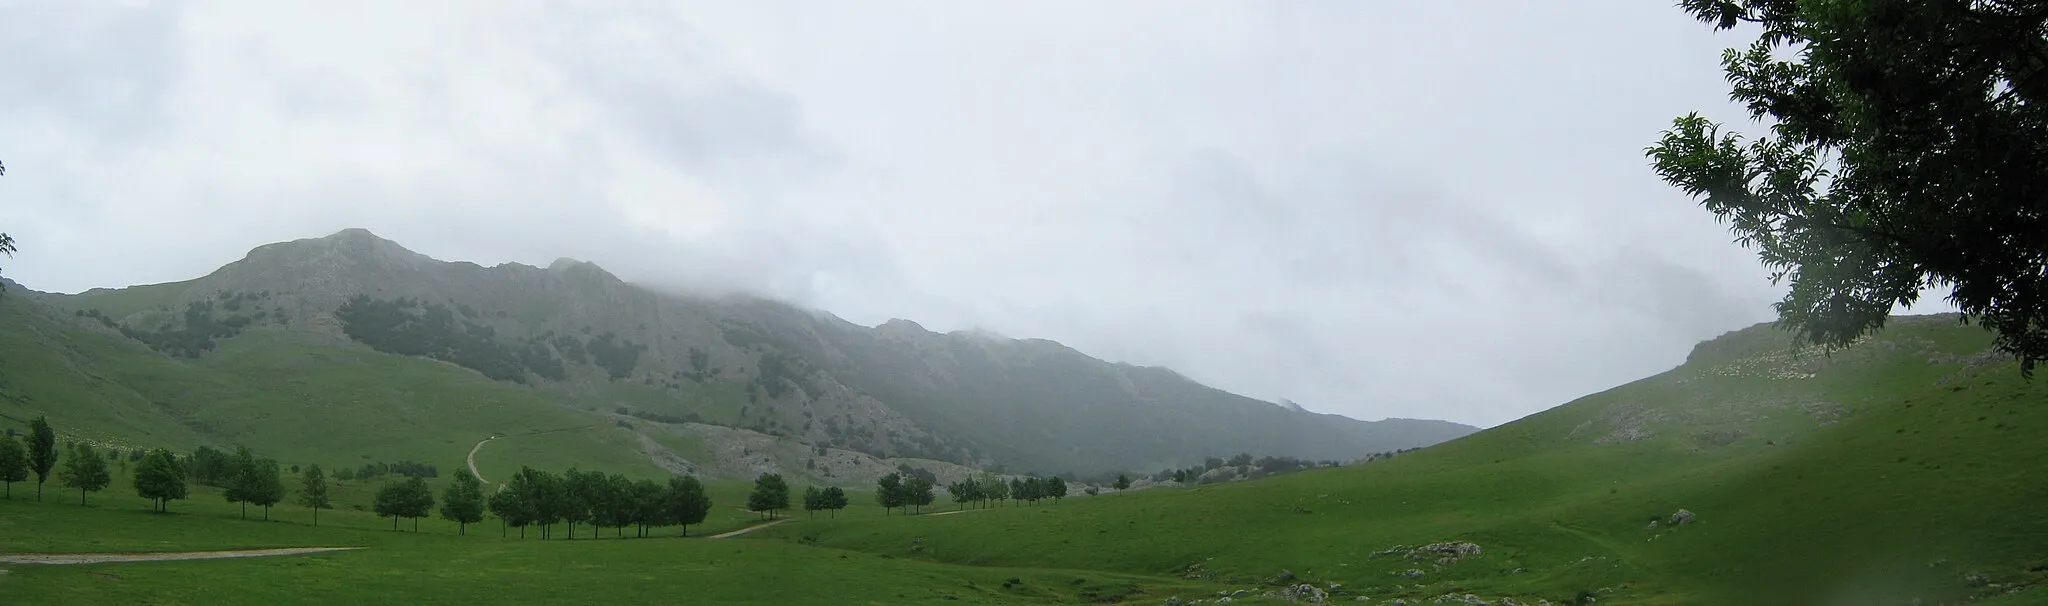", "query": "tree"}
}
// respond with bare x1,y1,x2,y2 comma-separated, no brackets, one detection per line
297,465,331,526
1113,474,1131,491
376,477,435,531
27,415,55,501
665,475,712,535
981,472,1009,507
875,472,904,515
1045,476,1069,503
247,458,287,520
905,475,935,514
631,478,664,537
1011,477,1032,503
224,446,259,519
503,466,547,538
947,480,981,510
822,486,849,517
1085,486,1100,497
595,473,634,538
803,485,826,518
440,468,486,535
133,449,187,512
488,487,527,538
1649,0,2048,372
747,473,790,519
561,468,598,539
58,443,111,505
0,433,28,499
